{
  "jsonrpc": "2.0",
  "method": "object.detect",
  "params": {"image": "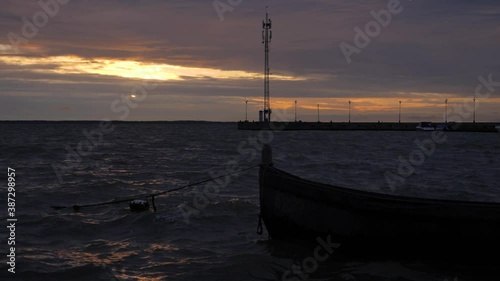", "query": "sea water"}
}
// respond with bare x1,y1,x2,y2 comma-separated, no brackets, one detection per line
0,122,498,281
